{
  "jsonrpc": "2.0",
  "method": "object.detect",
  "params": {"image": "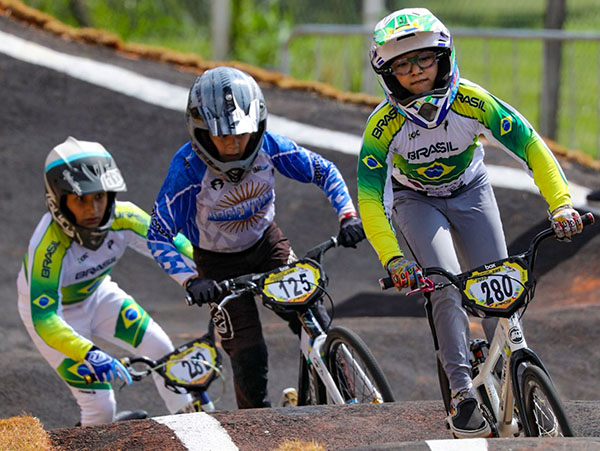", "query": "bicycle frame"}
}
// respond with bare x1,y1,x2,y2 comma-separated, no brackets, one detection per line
381,212,595,437
298,306,381,405
473,315,523,436
218,236,386,406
